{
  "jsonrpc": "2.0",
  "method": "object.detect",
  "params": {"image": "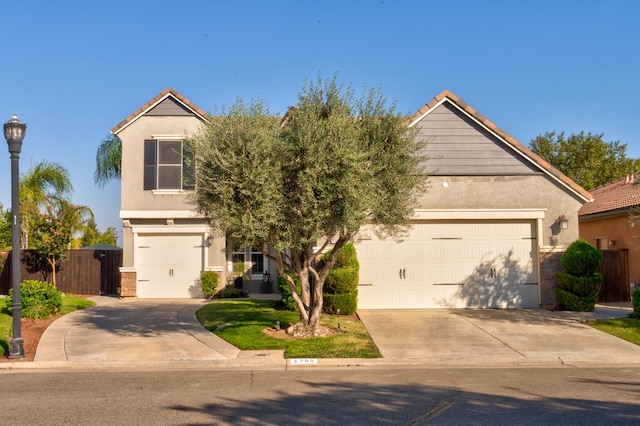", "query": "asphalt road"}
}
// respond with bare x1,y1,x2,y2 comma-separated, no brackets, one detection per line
1,366,639,425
